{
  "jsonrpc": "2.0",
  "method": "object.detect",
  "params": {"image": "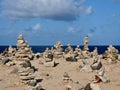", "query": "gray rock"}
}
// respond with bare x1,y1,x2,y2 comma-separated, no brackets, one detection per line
2,58,10,64
28,80,37,87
